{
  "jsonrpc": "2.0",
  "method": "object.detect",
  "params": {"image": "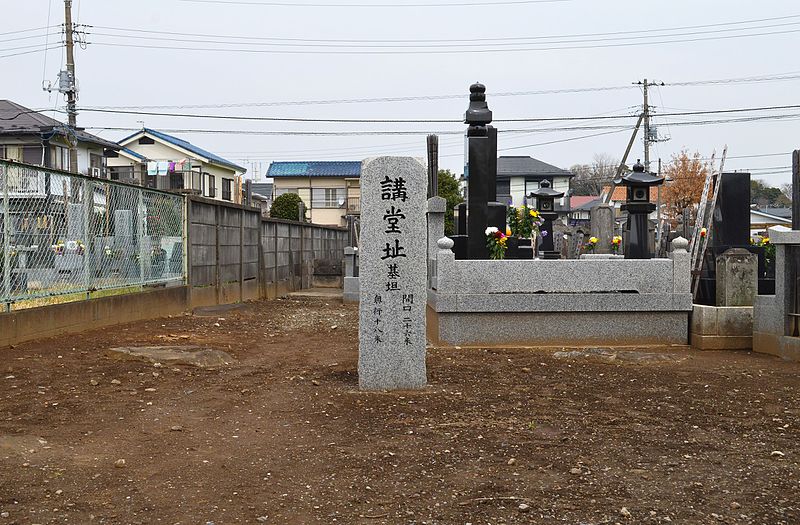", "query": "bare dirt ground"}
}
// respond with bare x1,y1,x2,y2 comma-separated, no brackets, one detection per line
1,297,799,525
